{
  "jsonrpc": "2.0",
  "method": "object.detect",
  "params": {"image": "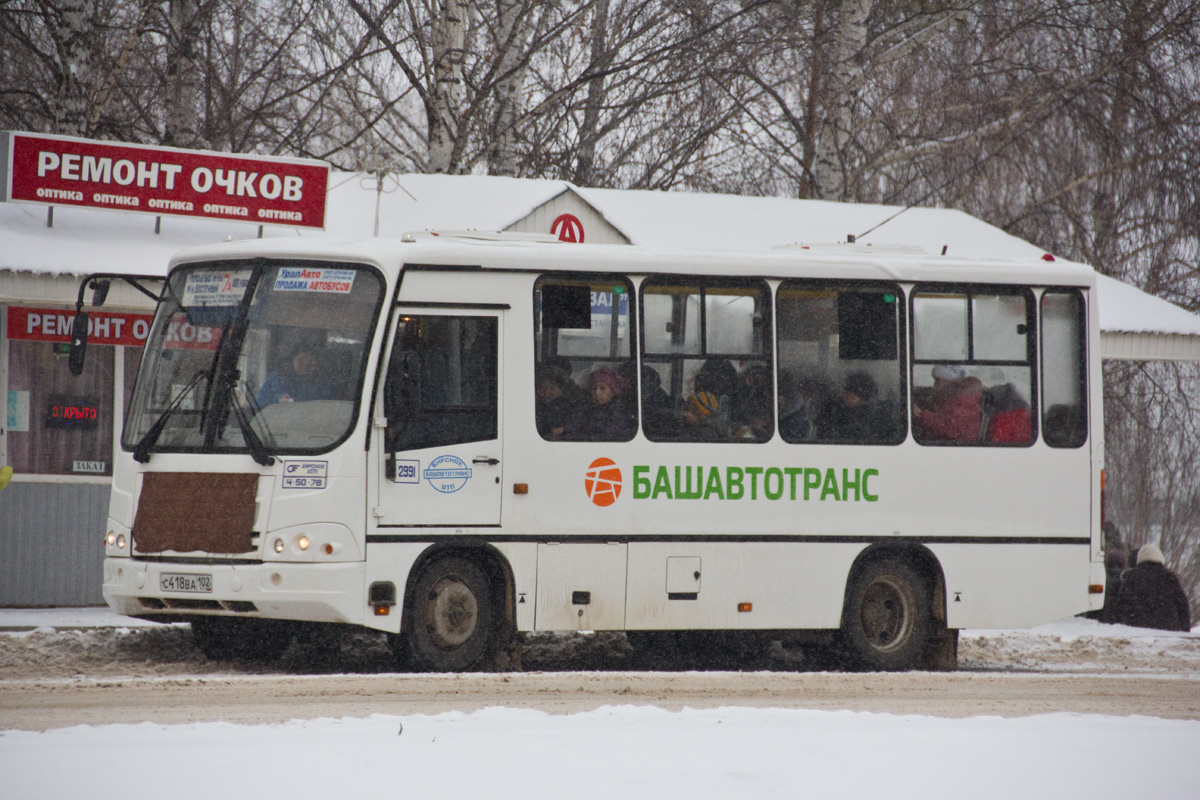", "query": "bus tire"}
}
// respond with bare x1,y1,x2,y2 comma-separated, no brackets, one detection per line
191,617,292,661
839,559,932,671
404,556,496,672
